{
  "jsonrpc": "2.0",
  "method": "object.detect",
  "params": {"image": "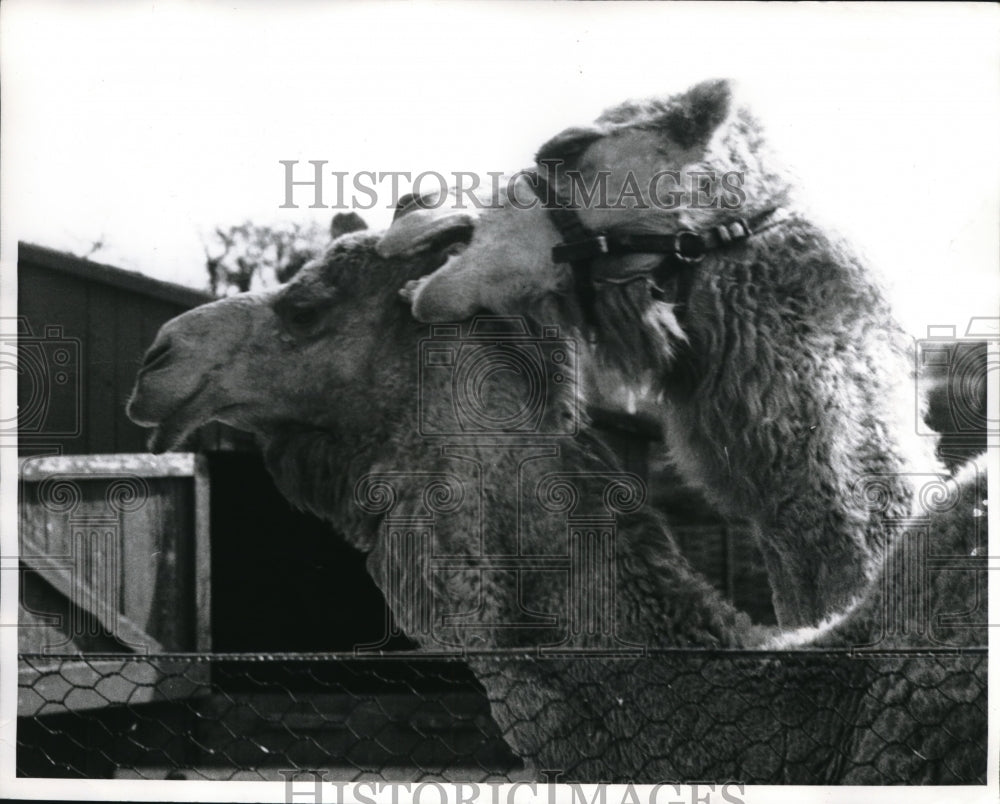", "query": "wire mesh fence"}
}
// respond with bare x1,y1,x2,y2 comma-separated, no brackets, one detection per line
17,648,987,784
18,651,522,782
